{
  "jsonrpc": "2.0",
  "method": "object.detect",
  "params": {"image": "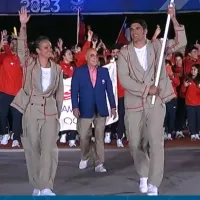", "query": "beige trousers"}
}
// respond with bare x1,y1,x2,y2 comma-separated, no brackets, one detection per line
77,115,106,166
21,116,59,190
125,104,166,187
